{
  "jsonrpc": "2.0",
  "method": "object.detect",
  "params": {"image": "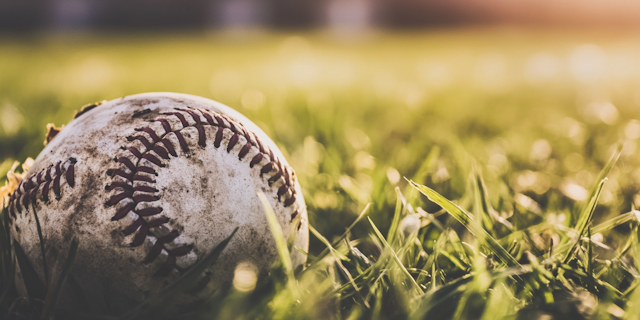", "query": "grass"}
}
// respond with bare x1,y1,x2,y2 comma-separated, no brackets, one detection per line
2,27,640,319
